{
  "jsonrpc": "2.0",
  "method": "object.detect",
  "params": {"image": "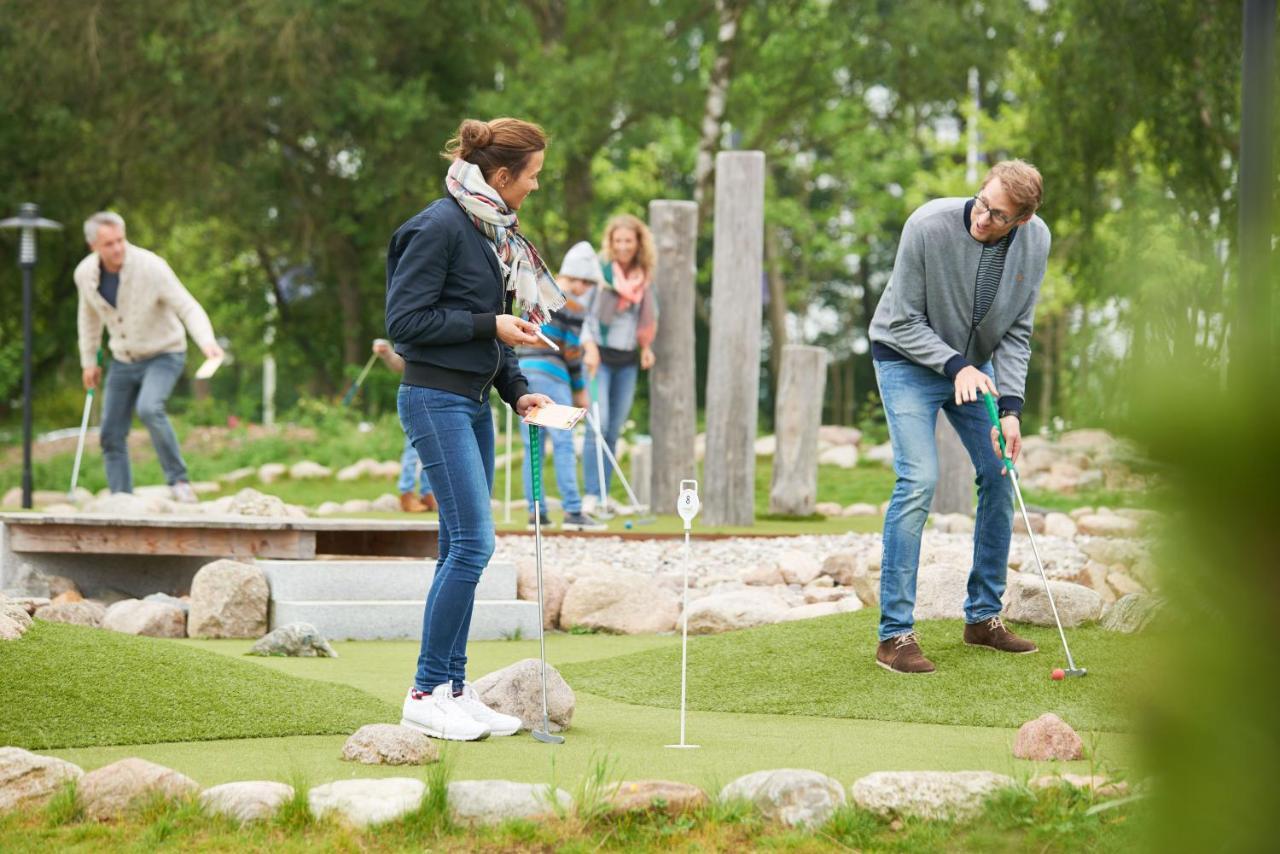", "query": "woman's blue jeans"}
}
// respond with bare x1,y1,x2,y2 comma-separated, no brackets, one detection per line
398,385,495,692
873,358,1014,642
582,361,639,499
